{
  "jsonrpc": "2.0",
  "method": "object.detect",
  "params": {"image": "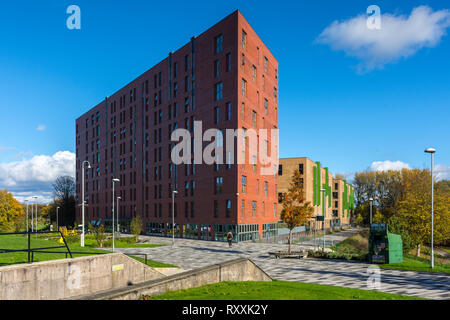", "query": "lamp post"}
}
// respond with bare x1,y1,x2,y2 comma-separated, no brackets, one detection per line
116,196,121,233
320,188,326,252
56,207,60,231
31,199,34,232
32,196,38,234
369,197,373,225
172,190,178,246
25,200,29,233
112,178,120,252
81,160,91,247
425,147,436,269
